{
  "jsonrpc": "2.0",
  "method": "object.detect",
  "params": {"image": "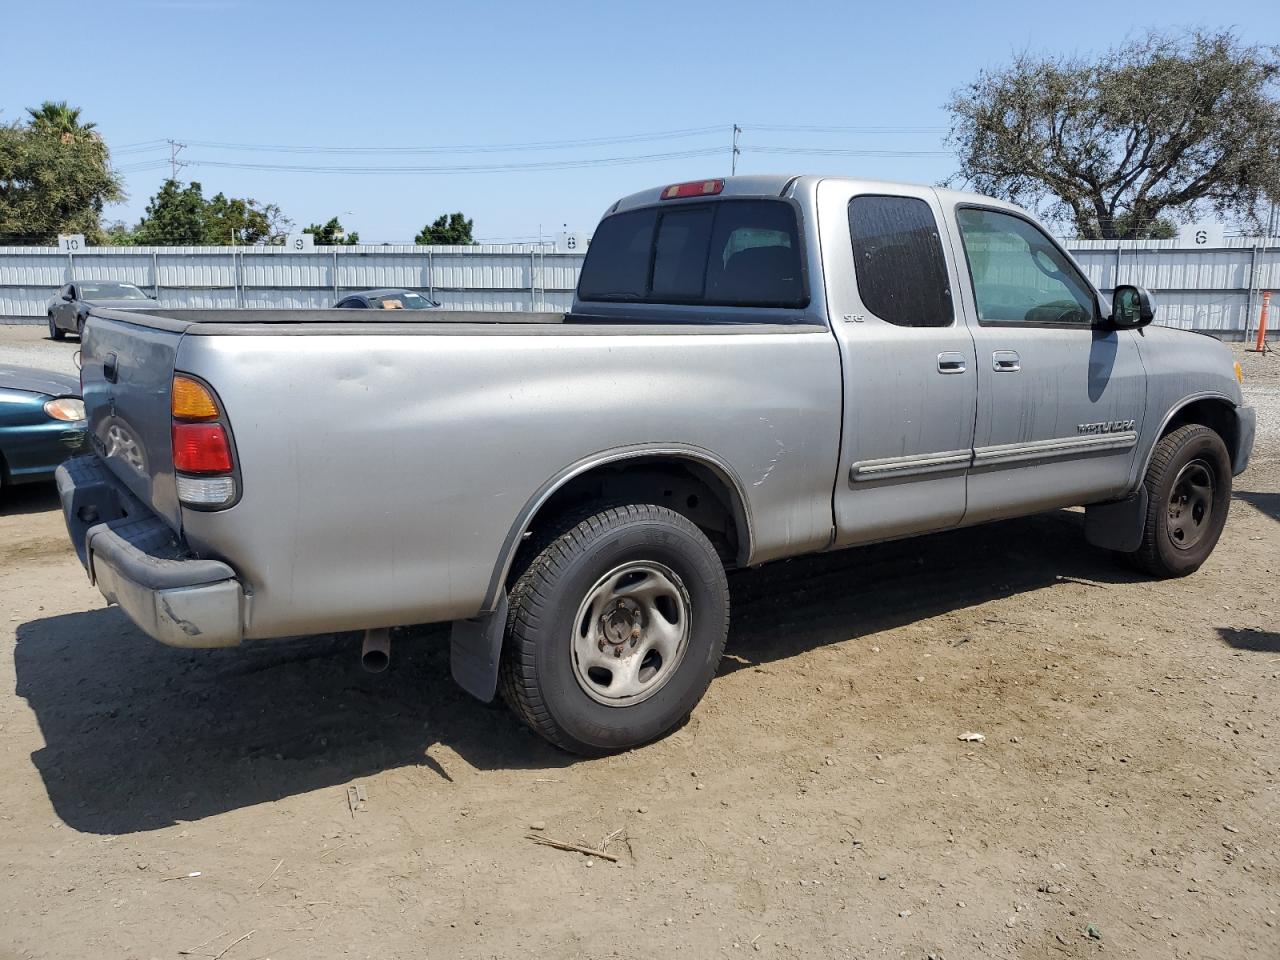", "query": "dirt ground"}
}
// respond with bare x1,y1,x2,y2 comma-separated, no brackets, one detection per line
1,331,1277,960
